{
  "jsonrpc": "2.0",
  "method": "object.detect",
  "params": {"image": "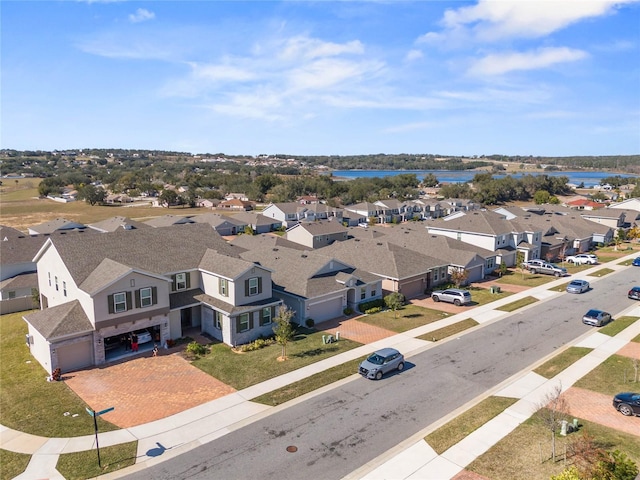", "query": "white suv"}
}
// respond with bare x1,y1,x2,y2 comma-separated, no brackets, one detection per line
431,288,472,306
566,253,598,265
